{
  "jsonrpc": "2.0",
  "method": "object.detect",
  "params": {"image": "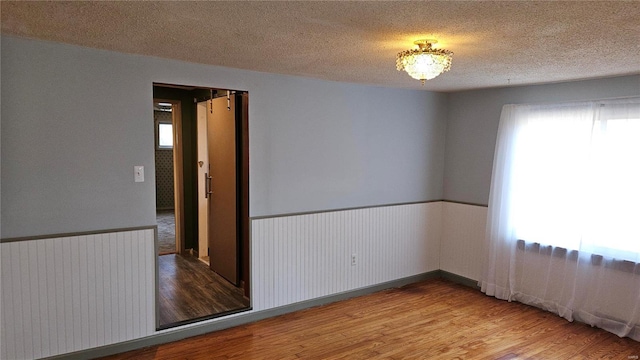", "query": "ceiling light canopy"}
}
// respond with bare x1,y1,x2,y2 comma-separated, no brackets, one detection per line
396,39,453,85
